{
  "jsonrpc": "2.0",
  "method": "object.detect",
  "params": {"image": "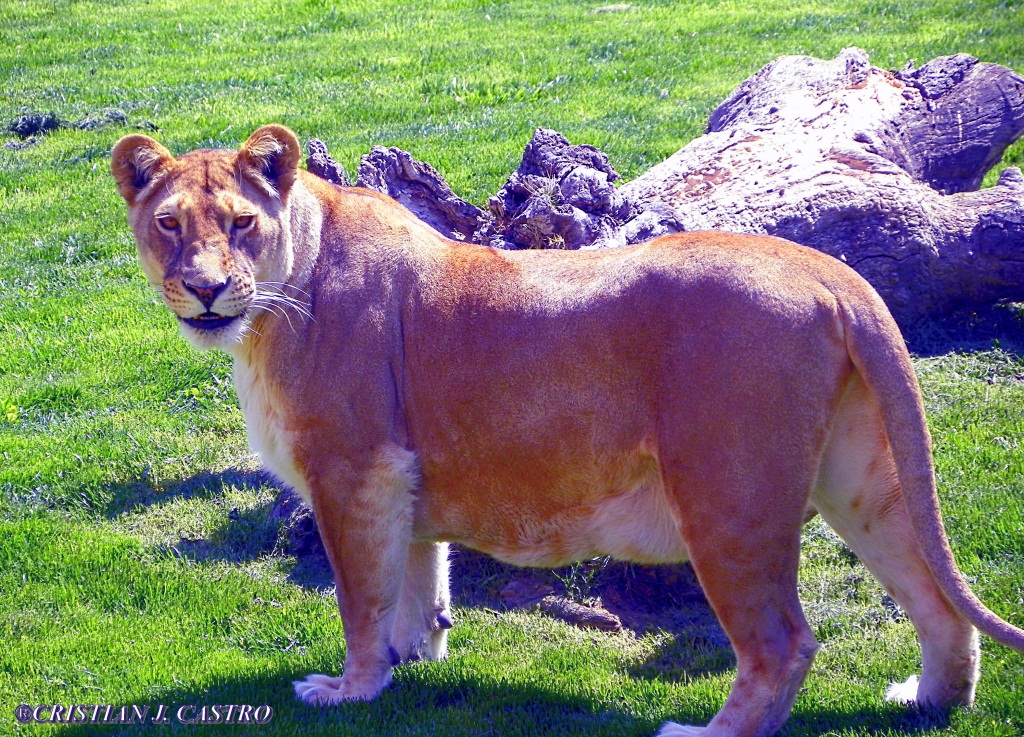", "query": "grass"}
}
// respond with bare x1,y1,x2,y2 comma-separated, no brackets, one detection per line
1,0,1023,735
